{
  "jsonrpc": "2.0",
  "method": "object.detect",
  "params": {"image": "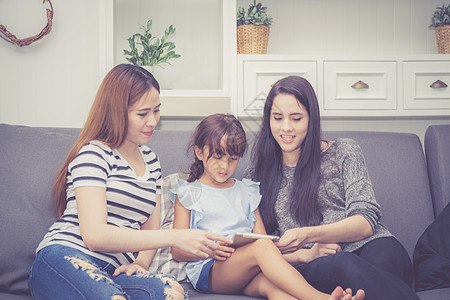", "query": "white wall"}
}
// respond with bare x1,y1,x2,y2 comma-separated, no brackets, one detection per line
0,0,101,128
256,0,450,55
1,0,449,141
